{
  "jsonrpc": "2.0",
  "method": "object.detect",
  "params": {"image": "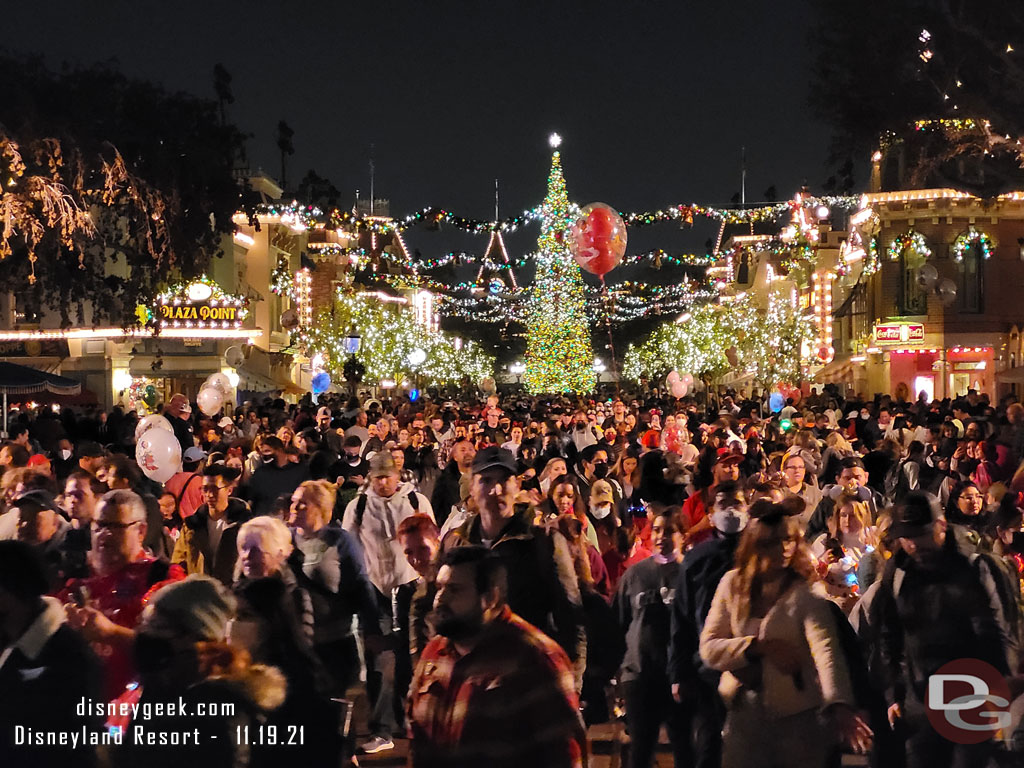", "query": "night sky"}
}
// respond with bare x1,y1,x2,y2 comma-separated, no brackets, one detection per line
6,0,830,262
